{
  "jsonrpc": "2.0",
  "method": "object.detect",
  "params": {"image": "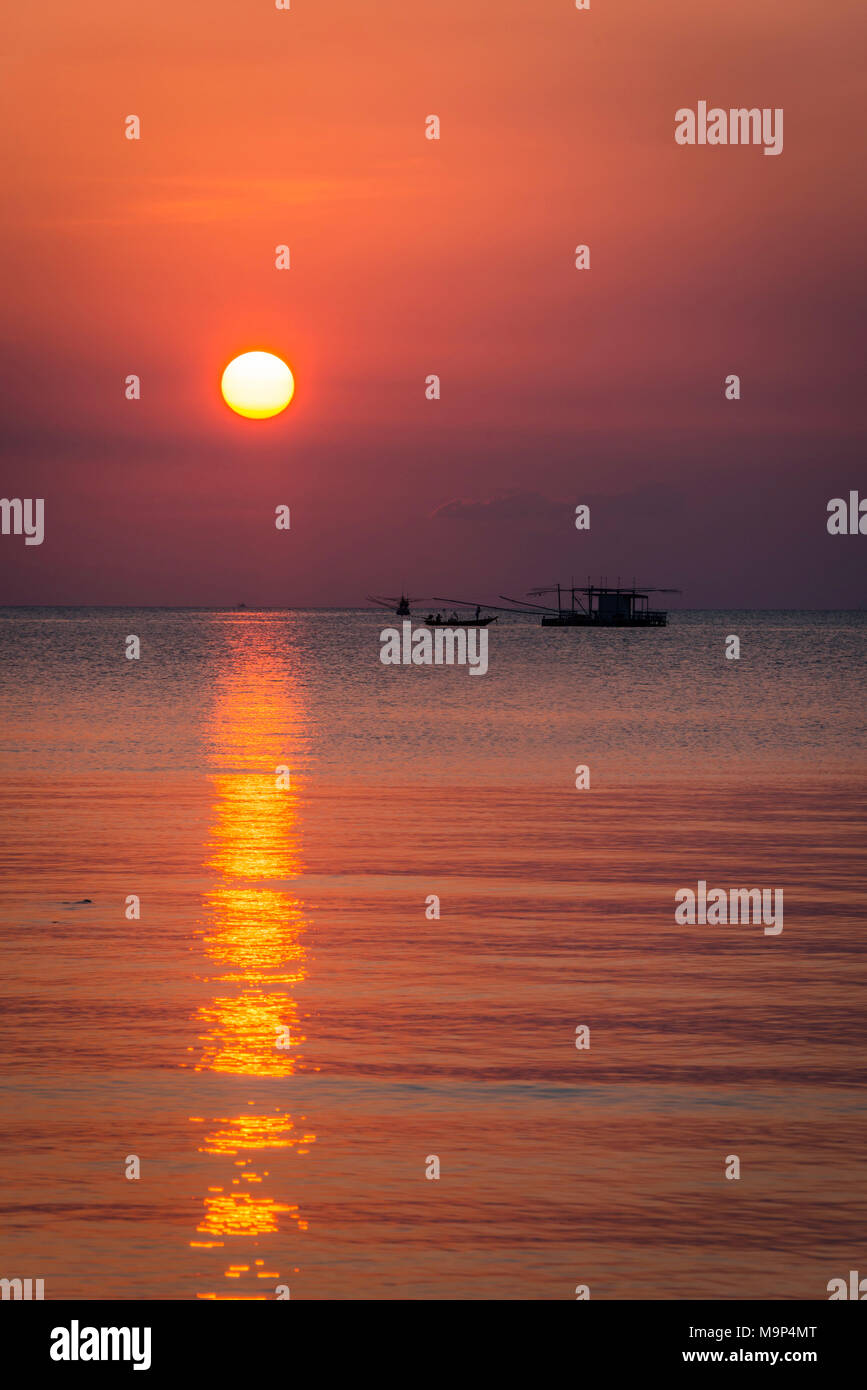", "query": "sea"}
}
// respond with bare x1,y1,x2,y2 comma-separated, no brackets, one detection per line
0,608,864,1299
